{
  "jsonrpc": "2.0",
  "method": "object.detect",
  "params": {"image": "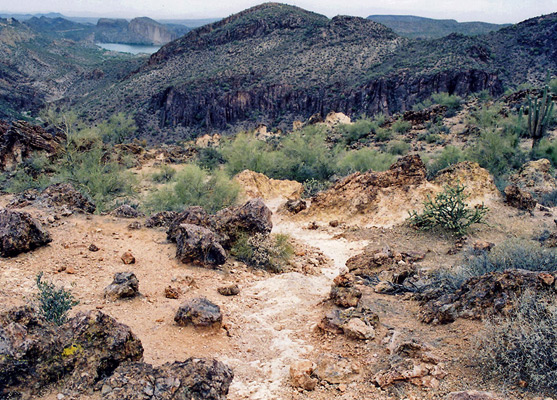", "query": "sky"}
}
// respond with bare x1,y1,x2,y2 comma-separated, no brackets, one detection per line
0,0,556,24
